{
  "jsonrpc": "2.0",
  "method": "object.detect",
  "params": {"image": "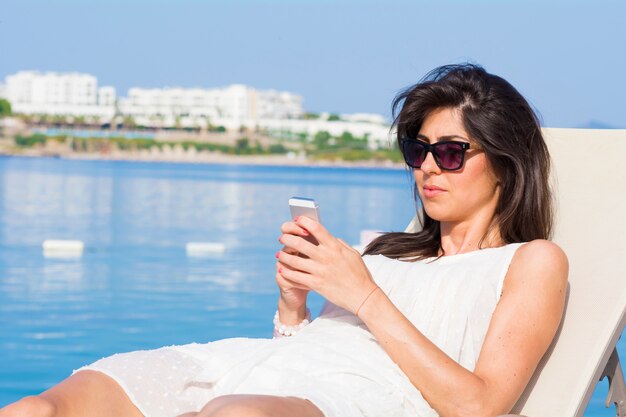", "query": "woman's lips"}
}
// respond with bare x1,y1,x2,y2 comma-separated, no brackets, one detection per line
423,184,446,198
